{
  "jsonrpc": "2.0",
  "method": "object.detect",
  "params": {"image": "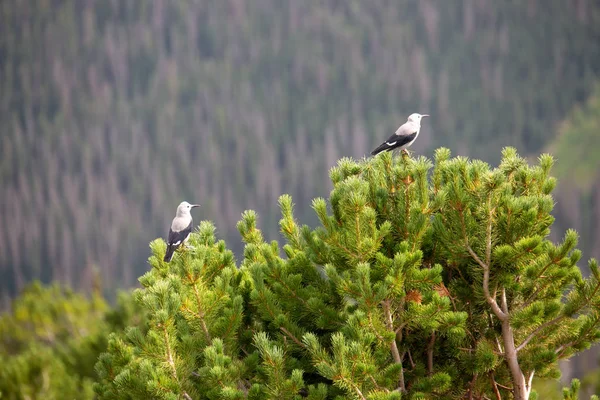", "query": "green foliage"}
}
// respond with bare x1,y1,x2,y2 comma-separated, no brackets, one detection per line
96,149,600,399
561,379,599,400
533,376,600,400
0,282,143,400
582,367,600,398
